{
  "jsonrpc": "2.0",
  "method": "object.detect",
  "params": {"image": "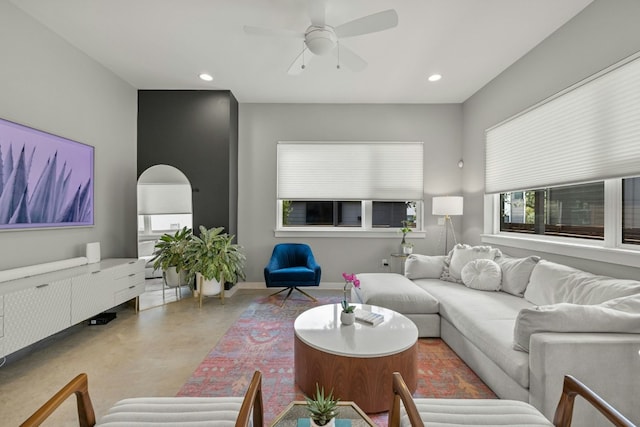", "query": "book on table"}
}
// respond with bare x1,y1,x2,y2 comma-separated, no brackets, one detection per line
354,309,384,326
